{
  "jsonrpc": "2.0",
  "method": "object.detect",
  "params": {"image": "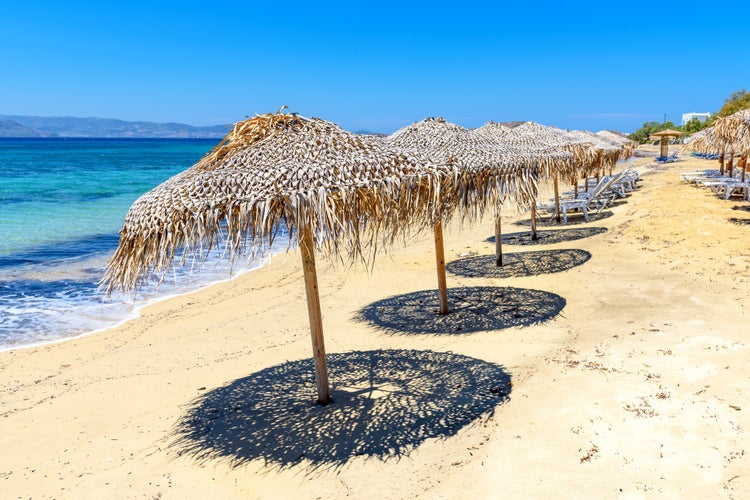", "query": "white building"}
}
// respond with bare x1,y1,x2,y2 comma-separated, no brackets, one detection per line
681,112,711,125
